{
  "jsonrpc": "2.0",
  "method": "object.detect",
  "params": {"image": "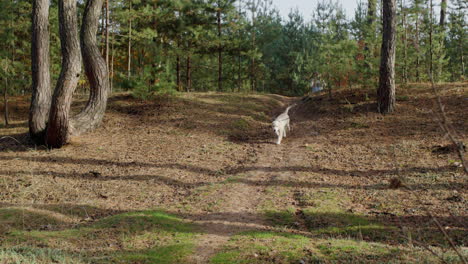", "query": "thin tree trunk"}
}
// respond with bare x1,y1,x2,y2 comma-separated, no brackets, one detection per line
3,77,8,127
100,6,105,54
186,54,192,92
176,37,181,91
429,0,434,79
71,0,109,136
45,0,82,148
250,0,258,92
415,9,420,82
105,0,109,68
365,0,377,57
237,1,242,92
217,8,223,92
127,2,132,79
401,0,408,83
377,0,396,114
30,0,51,142
110,15,114,92
439,0,447,27
238,54,242,92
